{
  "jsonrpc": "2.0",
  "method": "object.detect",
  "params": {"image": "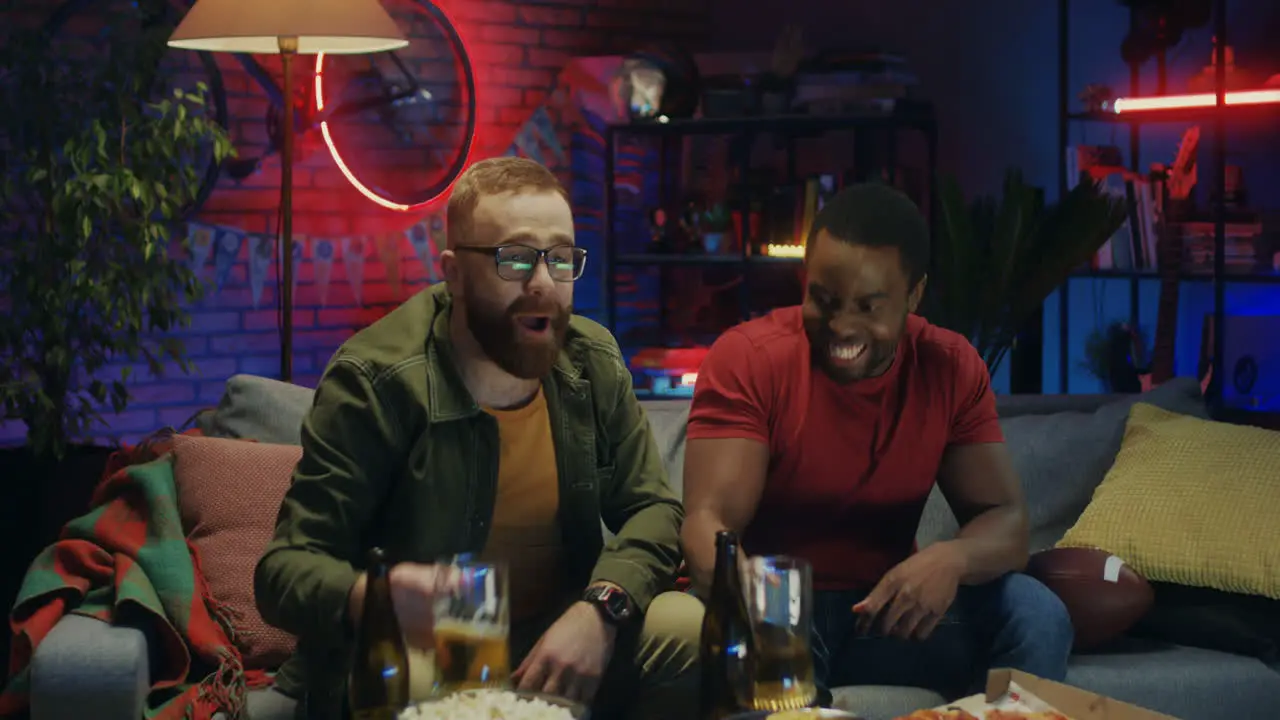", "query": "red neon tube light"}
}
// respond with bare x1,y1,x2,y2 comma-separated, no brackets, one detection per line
1111,89,1280,113
316,56,421,212
315,3,477,214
